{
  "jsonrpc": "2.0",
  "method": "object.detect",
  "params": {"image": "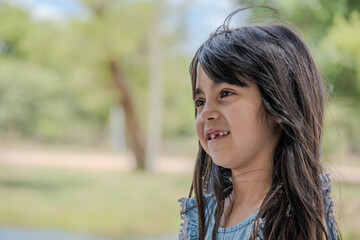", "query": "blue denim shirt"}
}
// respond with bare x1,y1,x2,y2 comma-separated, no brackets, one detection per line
179,173,338,240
